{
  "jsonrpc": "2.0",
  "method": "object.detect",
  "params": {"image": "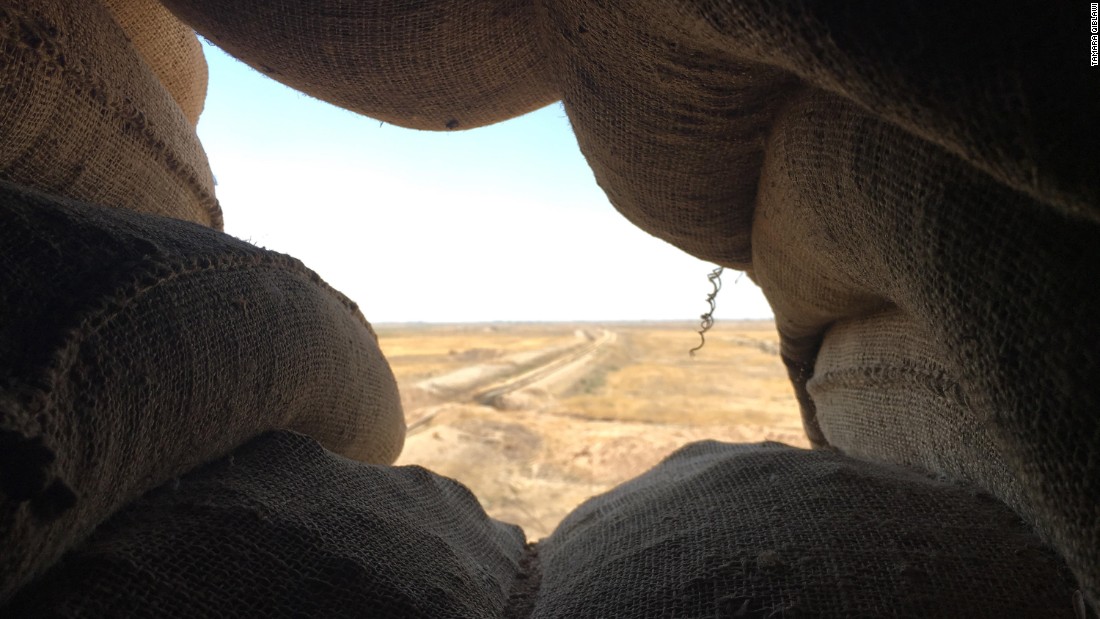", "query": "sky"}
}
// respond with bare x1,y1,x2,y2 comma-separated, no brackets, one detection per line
196,44,774,323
